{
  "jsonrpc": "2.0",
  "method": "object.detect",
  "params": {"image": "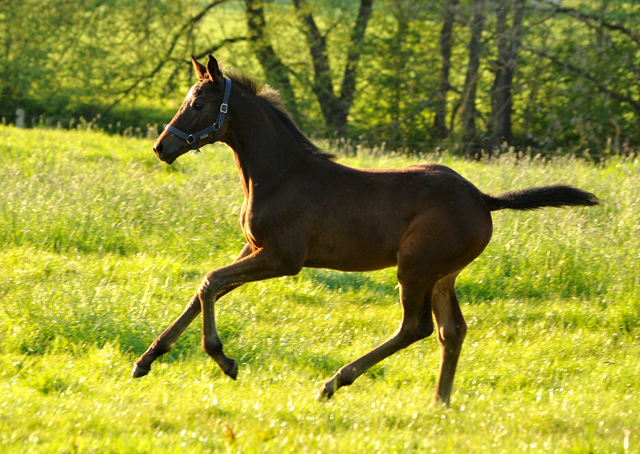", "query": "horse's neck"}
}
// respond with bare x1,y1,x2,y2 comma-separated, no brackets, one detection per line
223,91,306,198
